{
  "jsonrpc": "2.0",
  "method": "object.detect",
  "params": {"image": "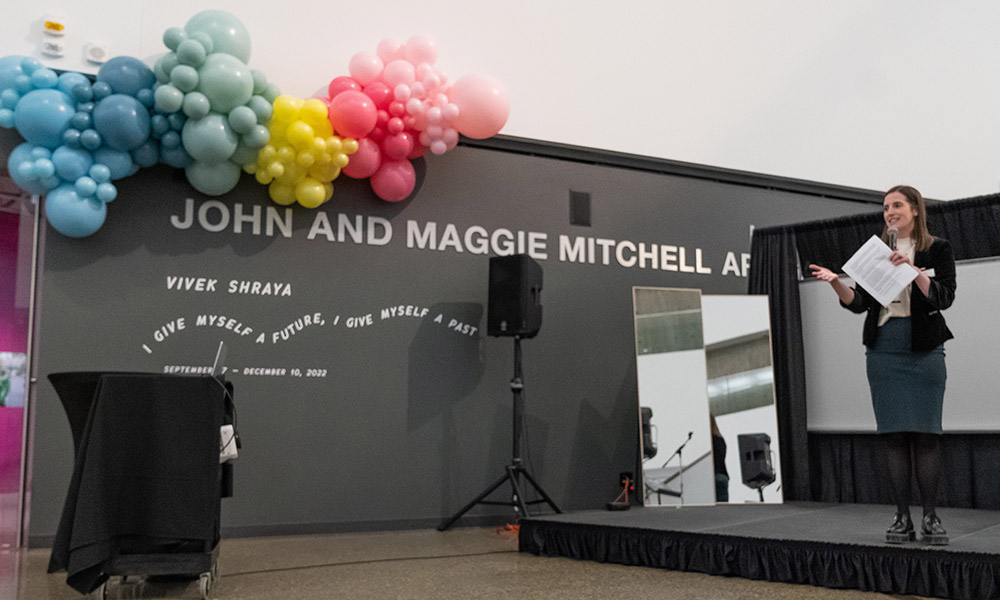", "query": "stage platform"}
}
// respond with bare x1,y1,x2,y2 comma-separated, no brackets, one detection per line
519,502,1000,600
